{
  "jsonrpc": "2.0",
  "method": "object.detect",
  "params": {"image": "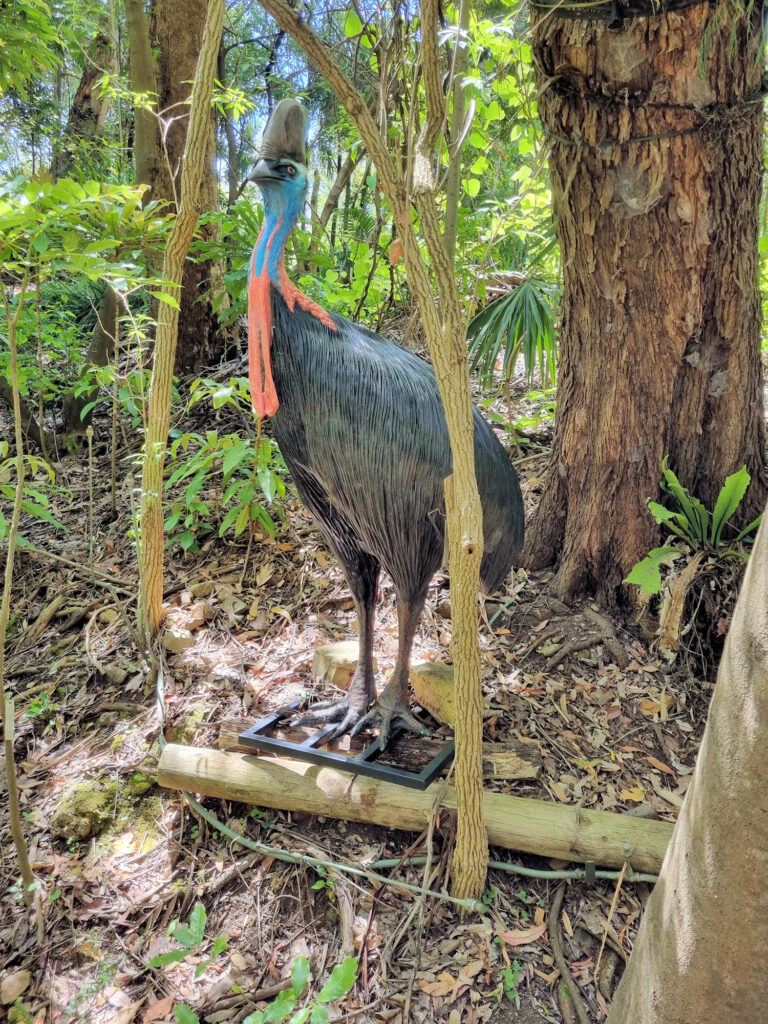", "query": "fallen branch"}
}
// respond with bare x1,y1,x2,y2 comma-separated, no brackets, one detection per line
158,744,672,873
550,882,592,1024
